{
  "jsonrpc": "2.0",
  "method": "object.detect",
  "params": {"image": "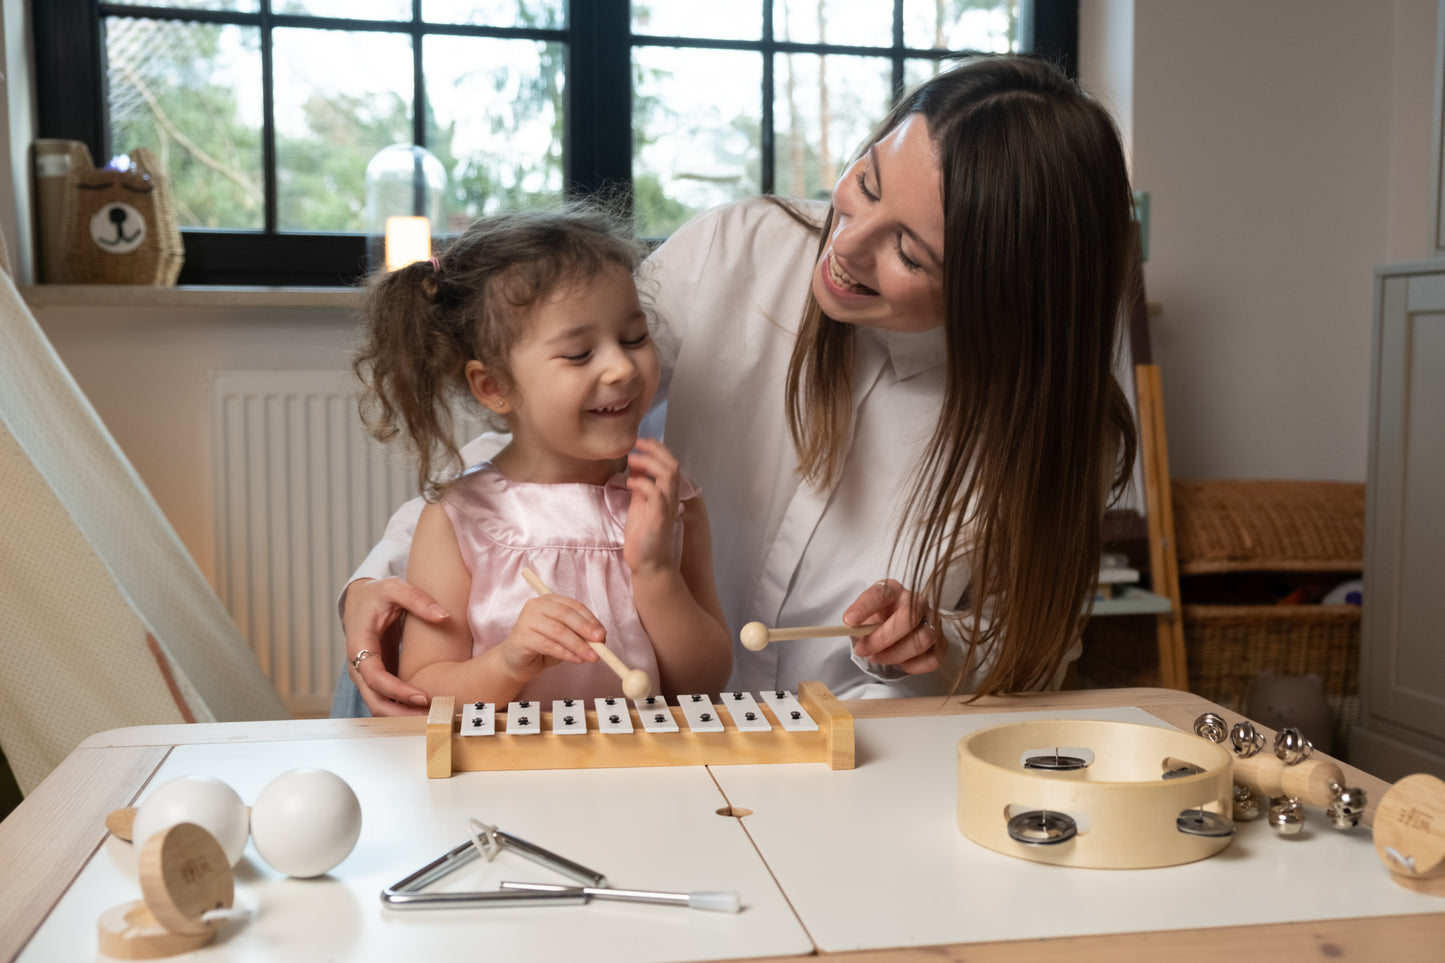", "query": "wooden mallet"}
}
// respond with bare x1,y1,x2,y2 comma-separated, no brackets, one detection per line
739,621,877,652
521,568,651,700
